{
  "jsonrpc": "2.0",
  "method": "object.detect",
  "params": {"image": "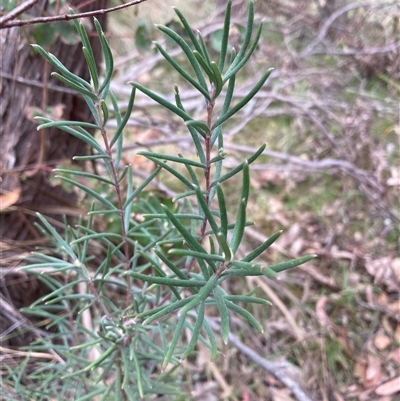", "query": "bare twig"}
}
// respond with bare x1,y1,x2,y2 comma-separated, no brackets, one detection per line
298,1,397,59
0,0,150,29
208,318,314,401
0,0,38,26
